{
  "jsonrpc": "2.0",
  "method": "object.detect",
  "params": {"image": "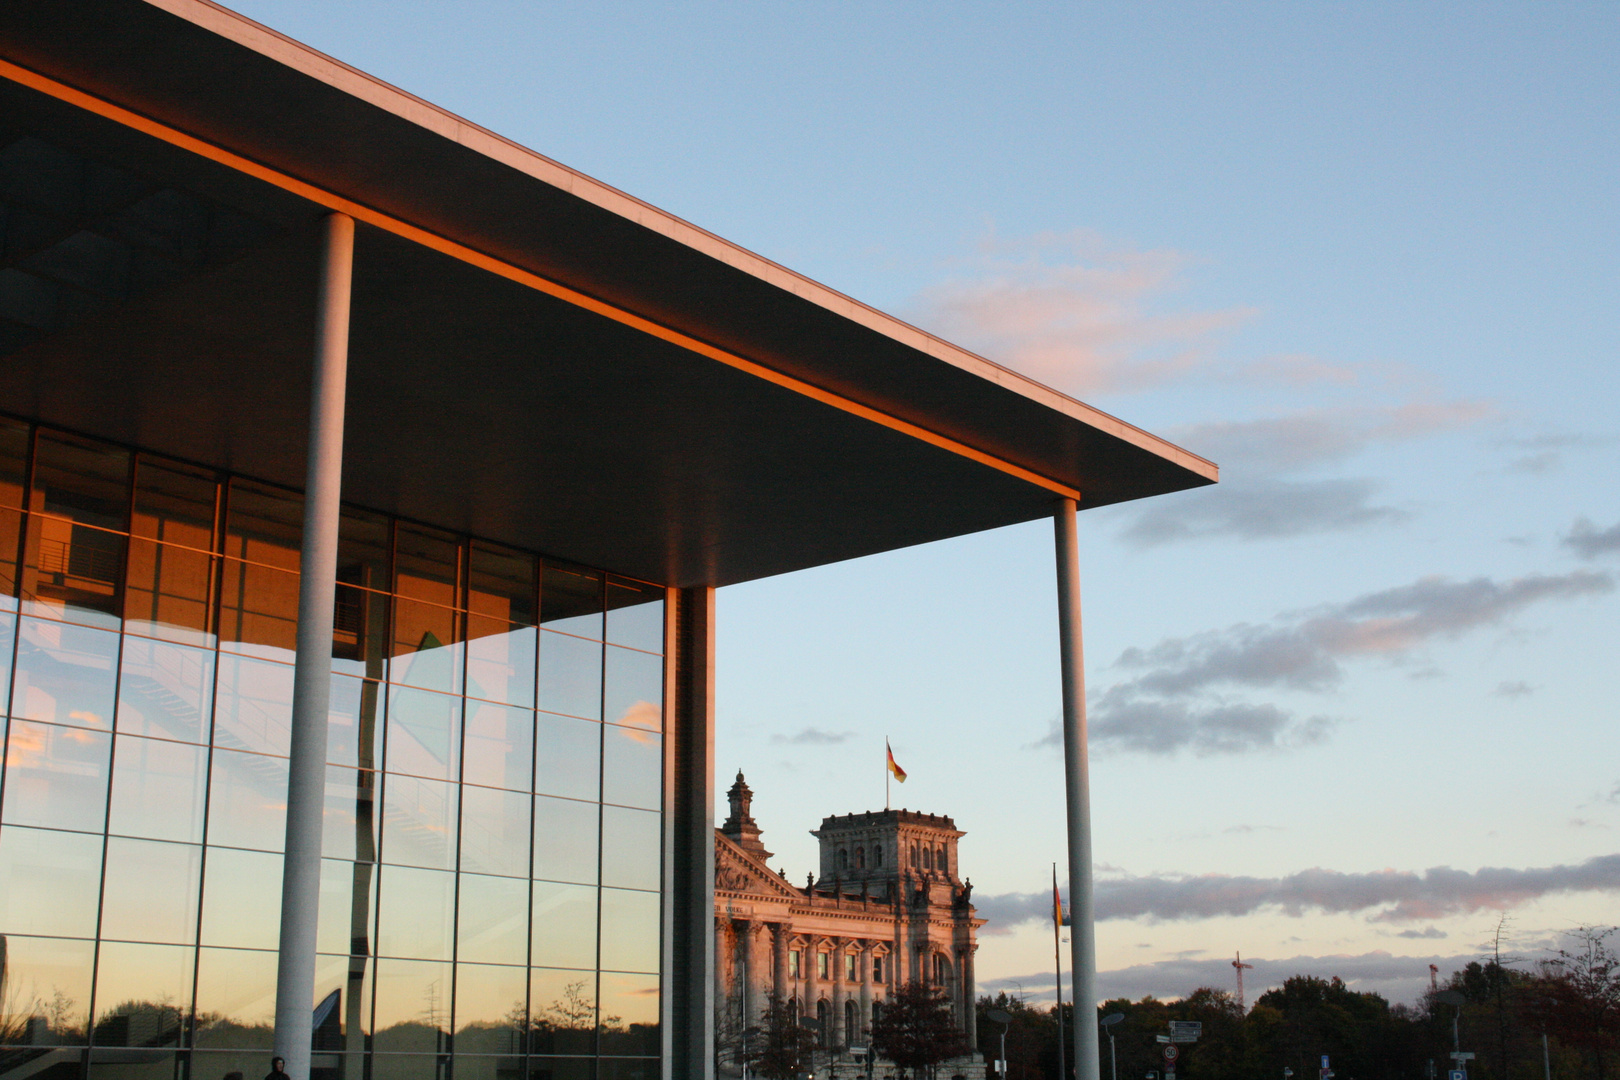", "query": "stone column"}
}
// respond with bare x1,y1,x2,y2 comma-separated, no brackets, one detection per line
737,919,755,1025
857,941,873,1045
804,935,820,1038
830,937,846,1047
962,945,978,1050
772,923,790,1005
